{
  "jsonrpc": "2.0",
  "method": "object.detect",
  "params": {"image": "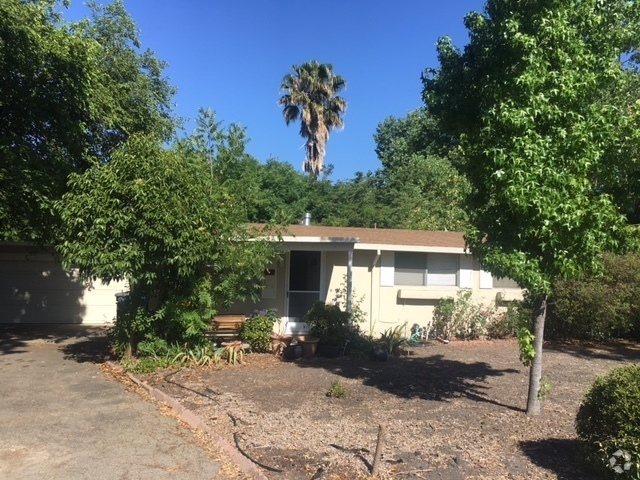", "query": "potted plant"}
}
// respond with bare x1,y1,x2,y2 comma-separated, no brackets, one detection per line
304,302,351,357
266,310,293,353
240,309,290,353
